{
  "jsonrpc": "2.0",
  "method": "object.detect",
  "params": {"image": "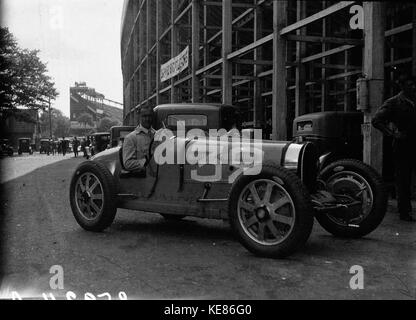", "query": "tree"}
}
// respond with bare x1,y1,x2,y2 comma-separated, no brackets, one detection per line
97,117,120,132
39,108,70,138
77,113,94,135
0,27,58,120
